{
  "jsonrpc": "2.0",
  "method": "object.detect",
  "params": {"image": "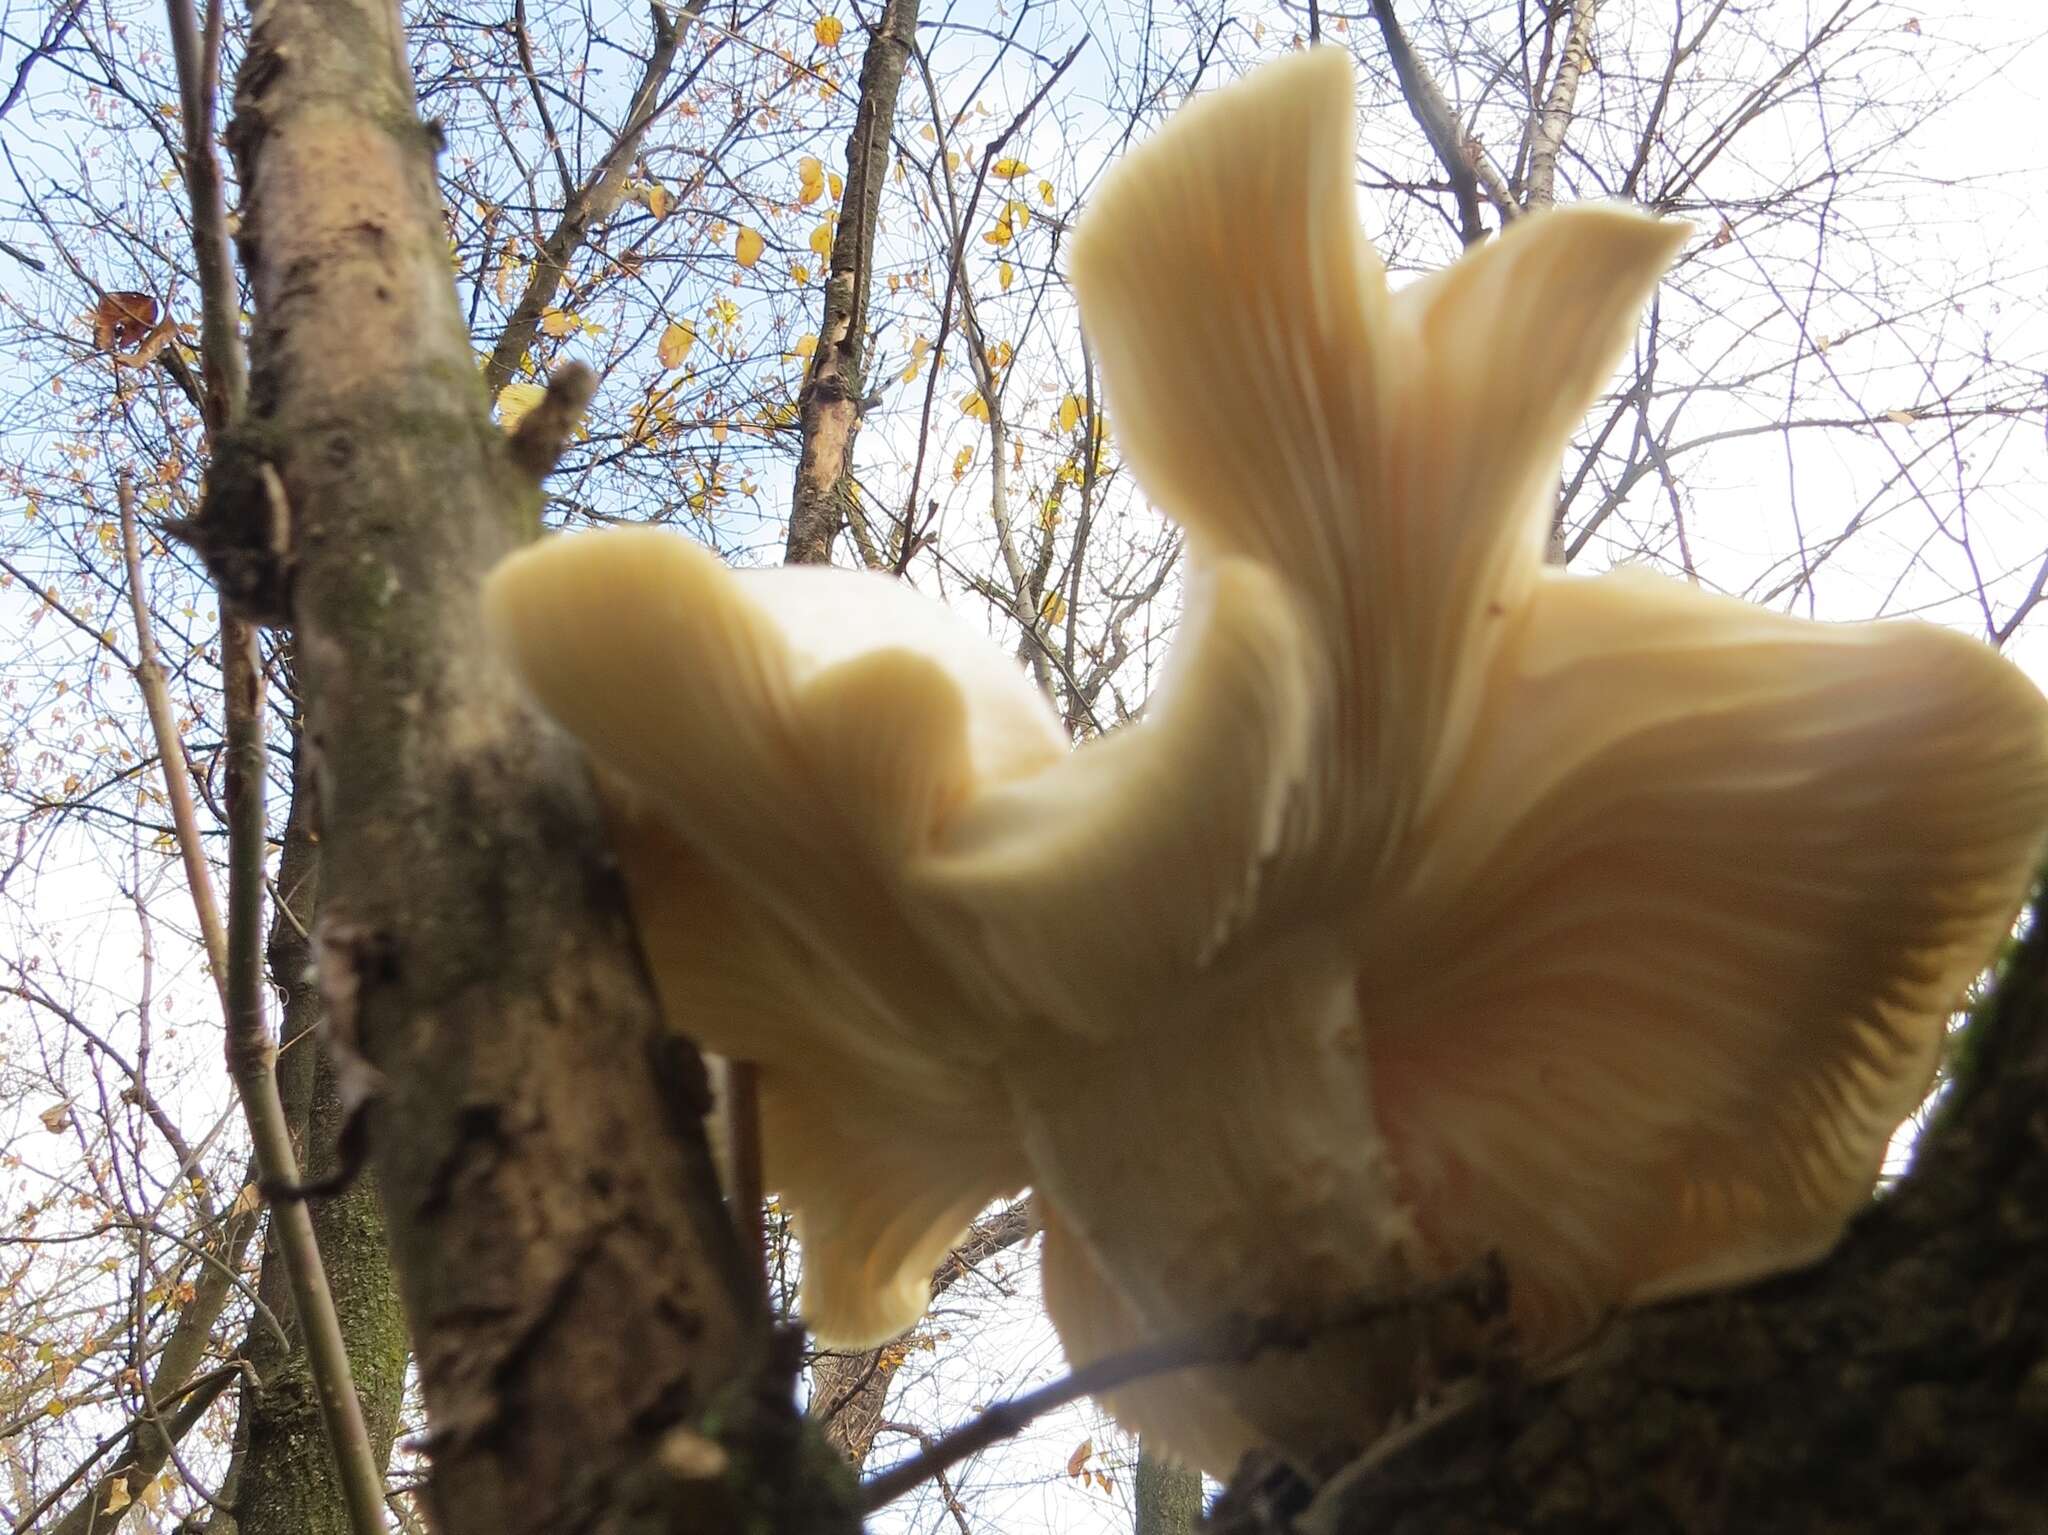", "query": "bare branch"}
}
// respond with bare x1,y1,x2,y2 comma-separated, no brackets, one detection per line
1524,0,1599,210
